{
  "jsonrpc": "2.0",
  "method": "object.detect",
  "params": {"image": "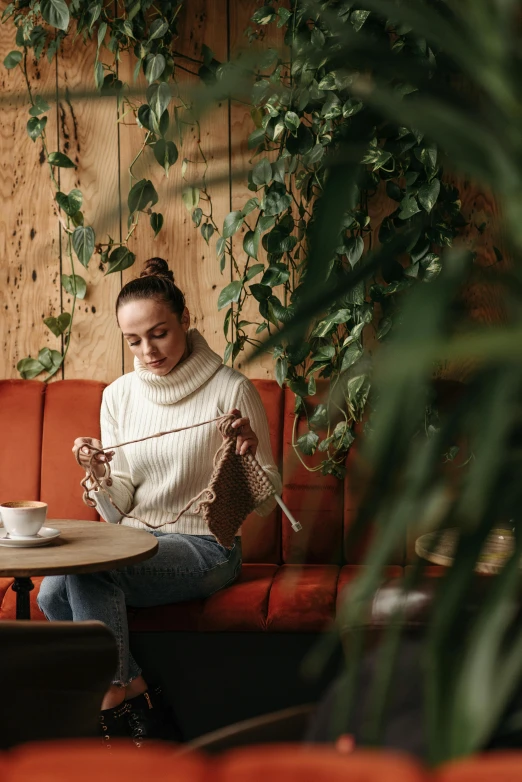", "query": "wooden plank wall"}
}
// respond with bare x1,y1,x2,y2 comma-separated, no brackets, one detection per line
0,0,270,383
0,2,506,385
